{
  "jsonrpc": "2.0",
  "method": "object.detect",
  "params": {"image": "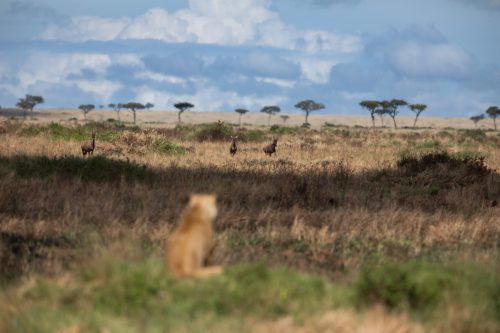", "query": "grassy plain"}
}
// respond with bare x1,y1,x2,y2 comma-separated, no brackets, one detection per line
0,113,499,332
